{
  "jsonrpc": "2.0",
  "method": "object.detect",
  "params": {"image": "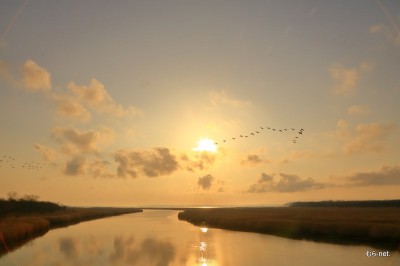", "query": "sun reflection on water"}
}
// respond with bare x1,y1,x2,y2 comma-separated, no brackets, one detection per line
200,227,208,233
